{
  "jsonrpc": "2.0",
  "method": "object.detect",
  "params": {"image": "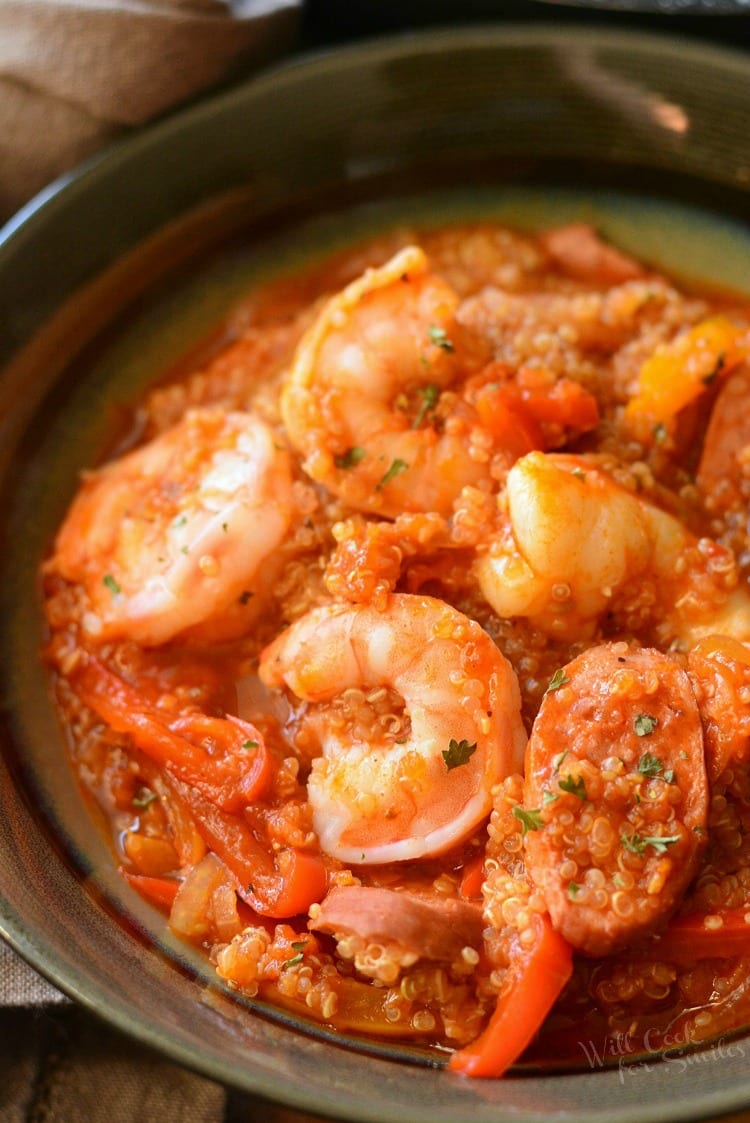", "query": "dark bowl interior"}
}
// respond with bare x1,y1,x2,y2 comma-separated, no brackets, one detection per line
2,25,750,1123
